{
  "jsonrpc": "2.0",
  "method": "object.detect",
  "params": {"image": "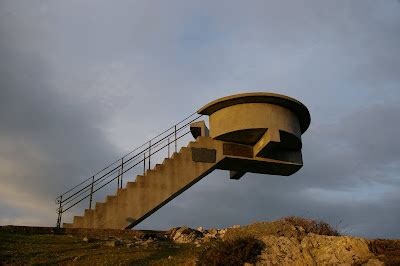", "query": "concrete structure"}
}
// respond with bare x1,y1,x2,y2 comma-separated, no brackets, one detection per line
64,92,310,229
